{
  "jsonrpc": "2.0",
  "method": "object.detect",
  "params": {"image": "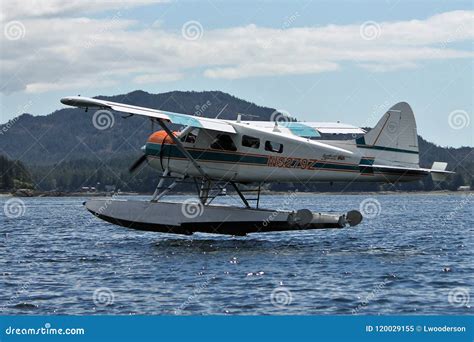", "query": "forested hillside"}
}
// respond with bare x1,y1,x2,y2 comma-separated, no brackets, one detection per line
0,90,472,193
0,155,33,190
